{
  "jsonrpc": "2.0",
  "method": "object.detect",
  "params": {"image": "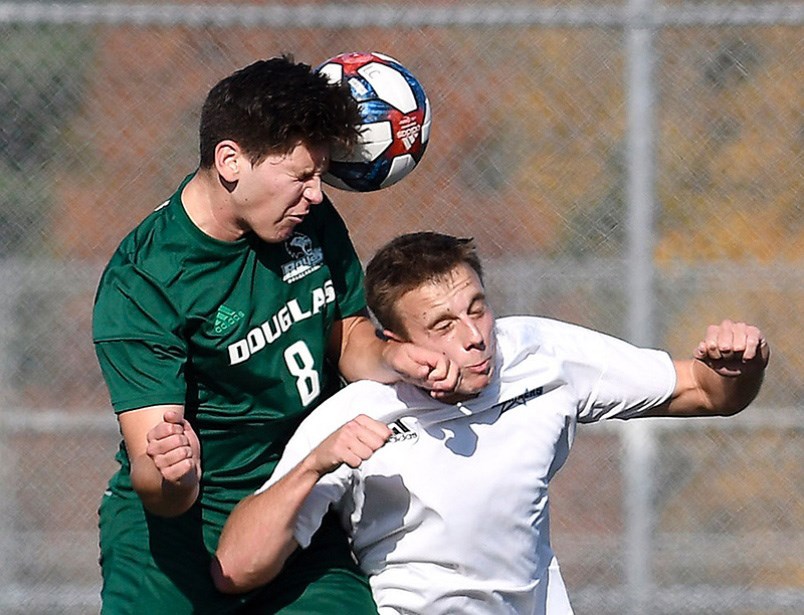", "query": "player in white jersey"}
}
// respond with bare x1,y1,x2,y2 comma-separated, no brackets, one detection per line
212,232,770,615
